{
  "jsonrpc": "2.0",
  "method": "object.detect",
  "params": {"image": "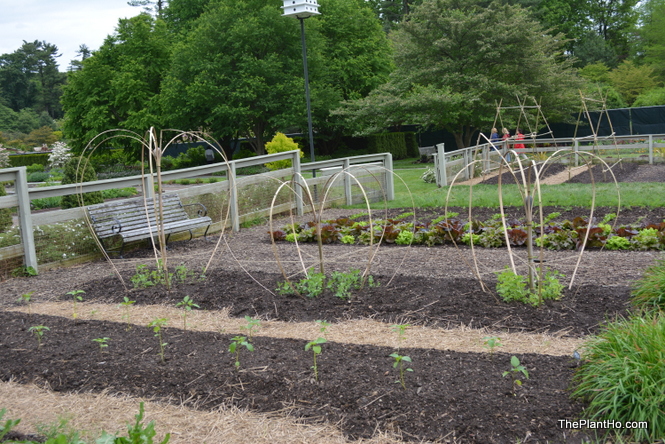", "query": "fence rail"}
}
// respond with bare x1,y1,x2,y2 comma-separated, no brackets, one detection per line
432,133,665,186
0,150,393,274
